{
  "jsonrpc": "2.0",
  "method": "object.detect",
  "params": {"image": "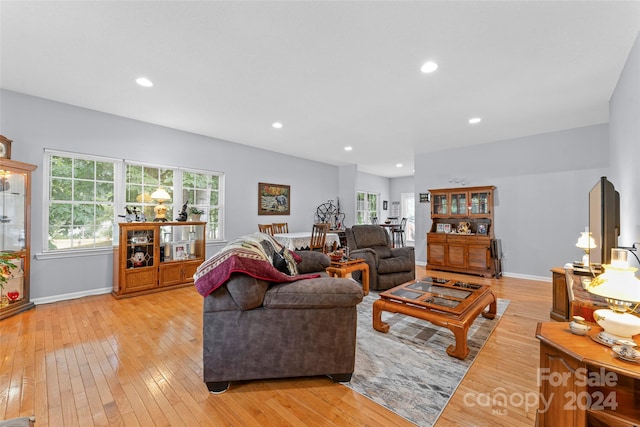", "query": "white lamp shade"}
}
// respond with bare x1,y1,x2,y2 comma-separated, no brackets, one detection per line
151,188,171,202
587,265,640,303
576,231,596,250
